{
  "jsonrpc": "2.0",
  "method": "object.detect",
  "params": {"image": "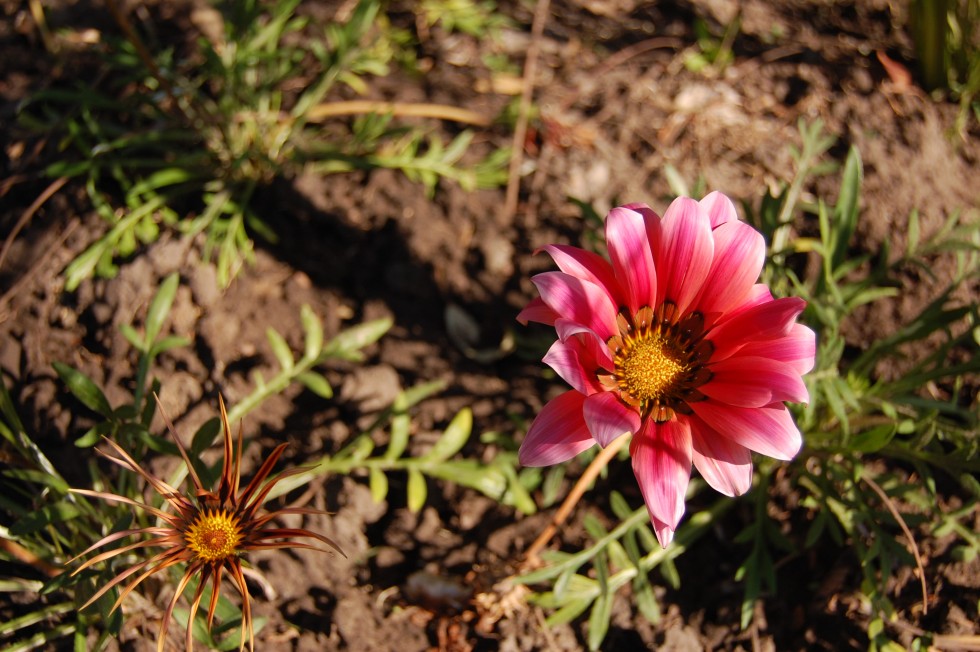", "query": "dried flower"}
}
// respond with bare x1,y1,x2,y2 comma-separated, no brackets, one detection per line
518,193,815,546
69,397,344,651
